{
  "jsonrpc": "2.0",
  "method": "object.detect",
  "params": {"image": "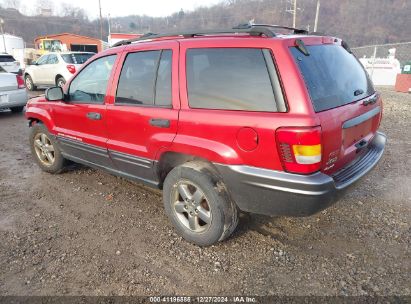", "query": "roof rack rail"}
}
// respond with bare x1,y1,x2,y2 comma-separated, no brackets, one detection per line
234,23,308,34
112,26,276,47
